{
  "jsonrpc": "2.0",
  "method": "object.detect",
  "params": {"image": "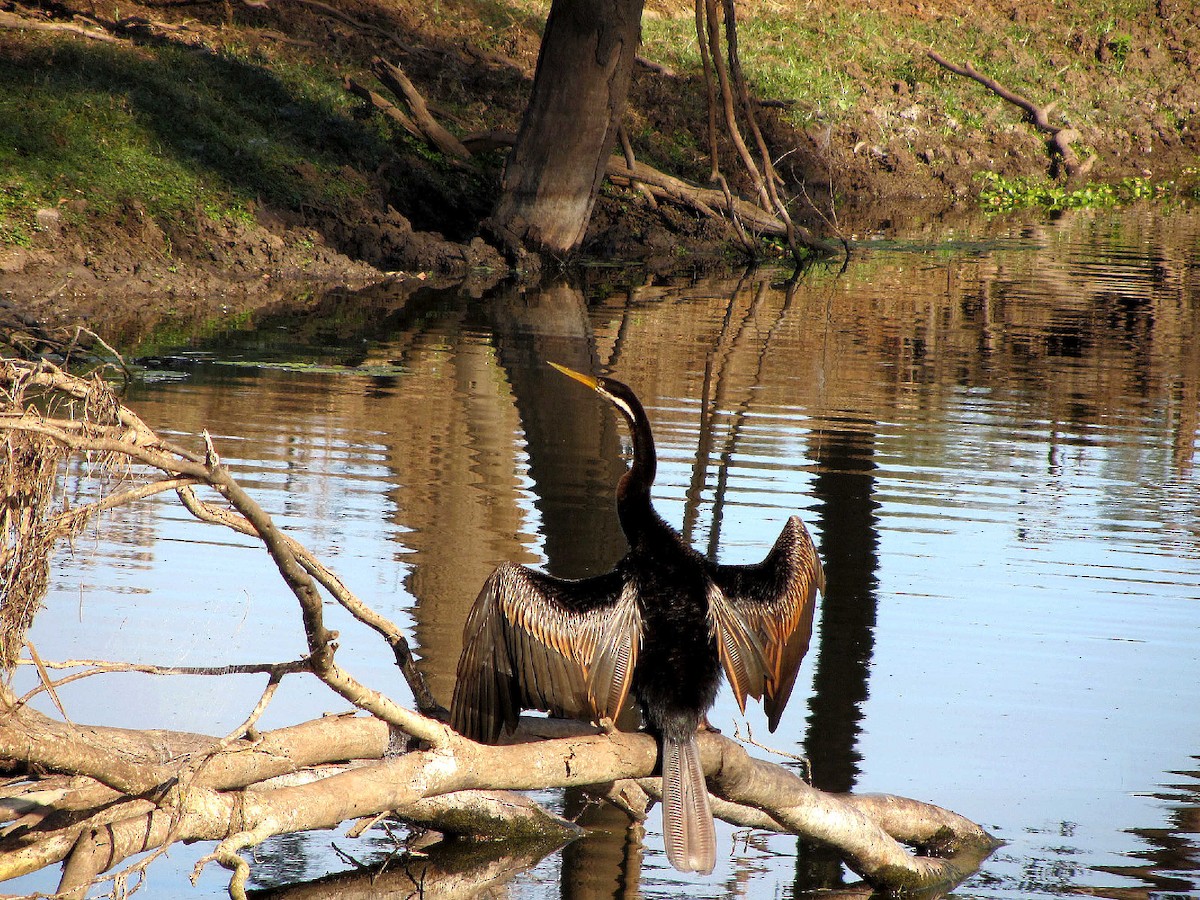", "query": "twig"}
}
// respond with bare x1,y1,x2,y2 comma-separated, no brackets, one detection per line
732,721,812,782
176,486,443,716
24,642,72,725
0,8,119,41
927,50,1094,178
13,656,311,709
